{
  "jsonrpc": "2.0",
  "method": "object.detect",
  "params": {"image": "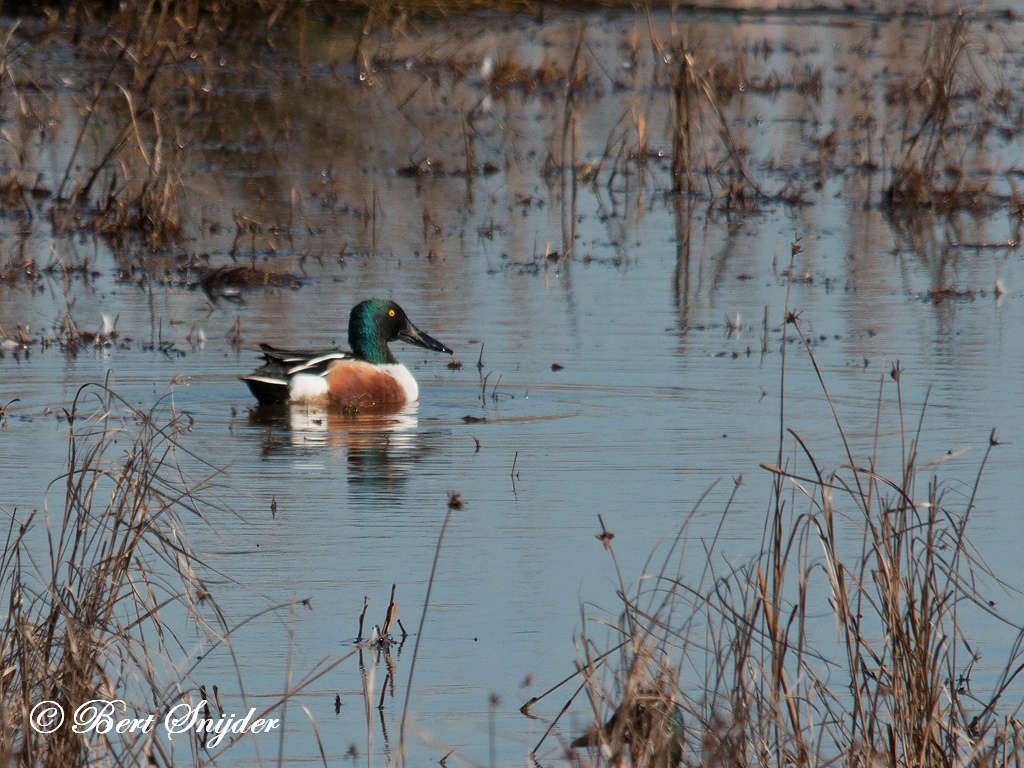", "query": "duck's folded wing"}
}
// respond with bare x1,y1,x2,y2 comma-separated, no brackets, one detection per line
243,345,352,404
257,344,351,375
